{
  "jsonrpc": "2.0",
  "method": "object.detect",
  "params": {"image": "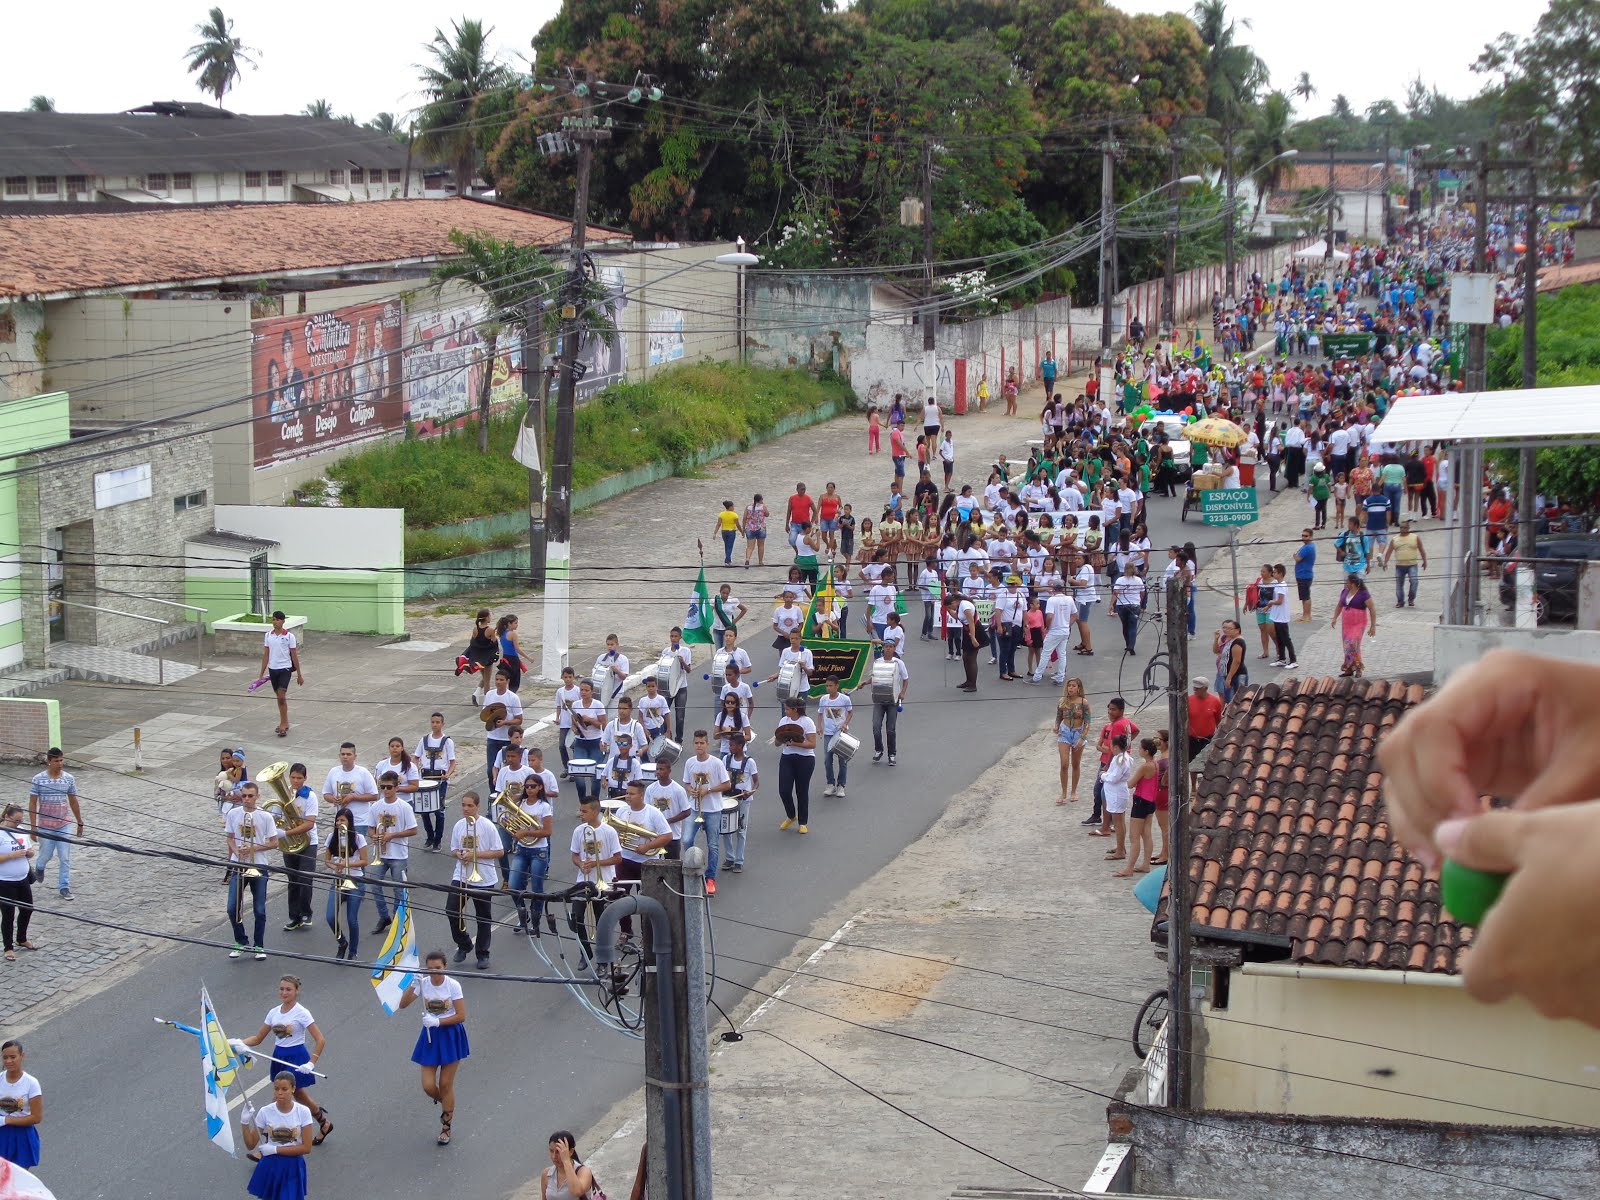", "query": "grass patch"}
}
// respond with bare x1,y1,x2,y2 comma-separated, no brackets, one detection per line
405,528,526,564
330,362,853,532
